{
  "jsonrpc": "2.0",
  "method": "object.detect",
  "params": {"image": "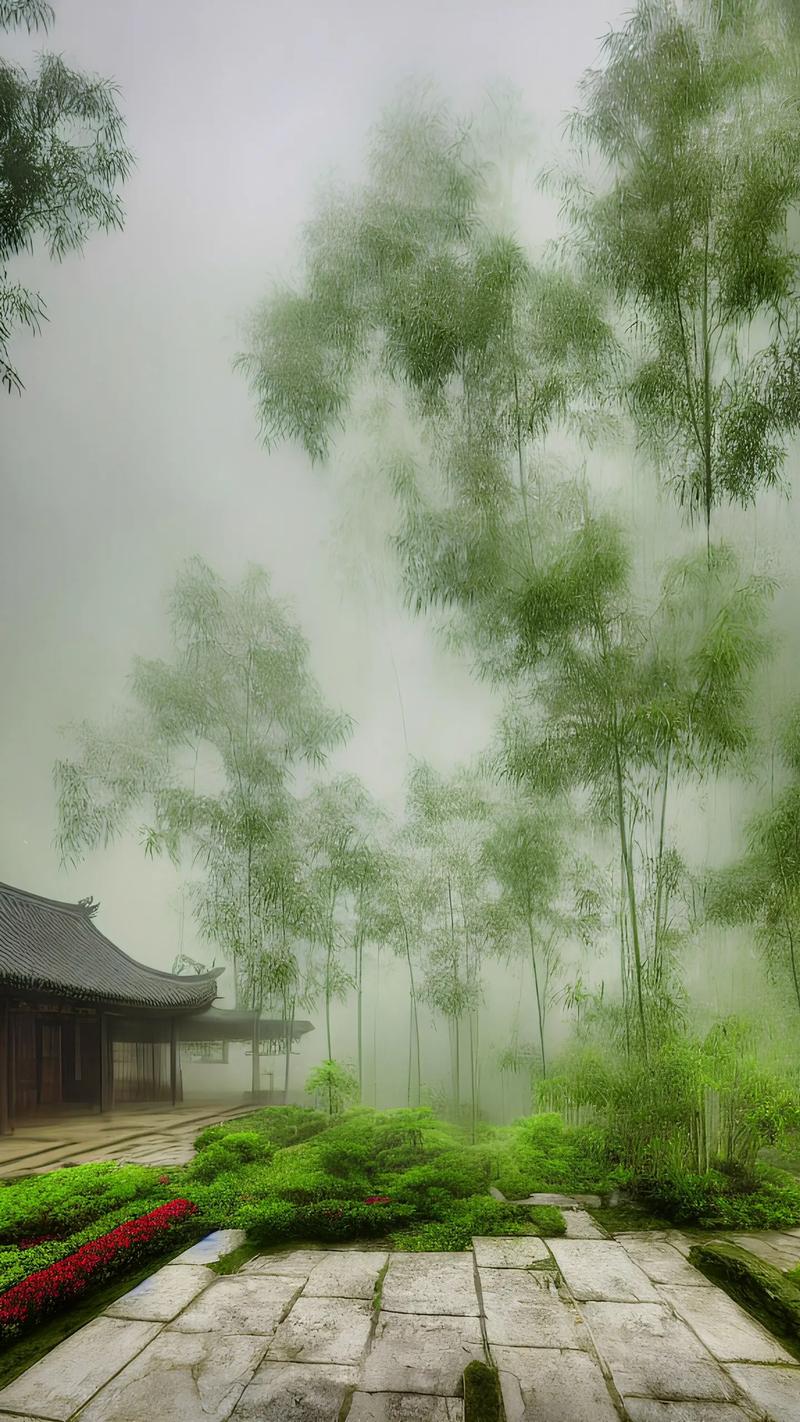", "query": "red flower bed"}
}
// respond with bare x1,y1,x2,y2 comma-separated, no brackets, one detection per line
0,1199,198,1340
364,1195,391,1205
